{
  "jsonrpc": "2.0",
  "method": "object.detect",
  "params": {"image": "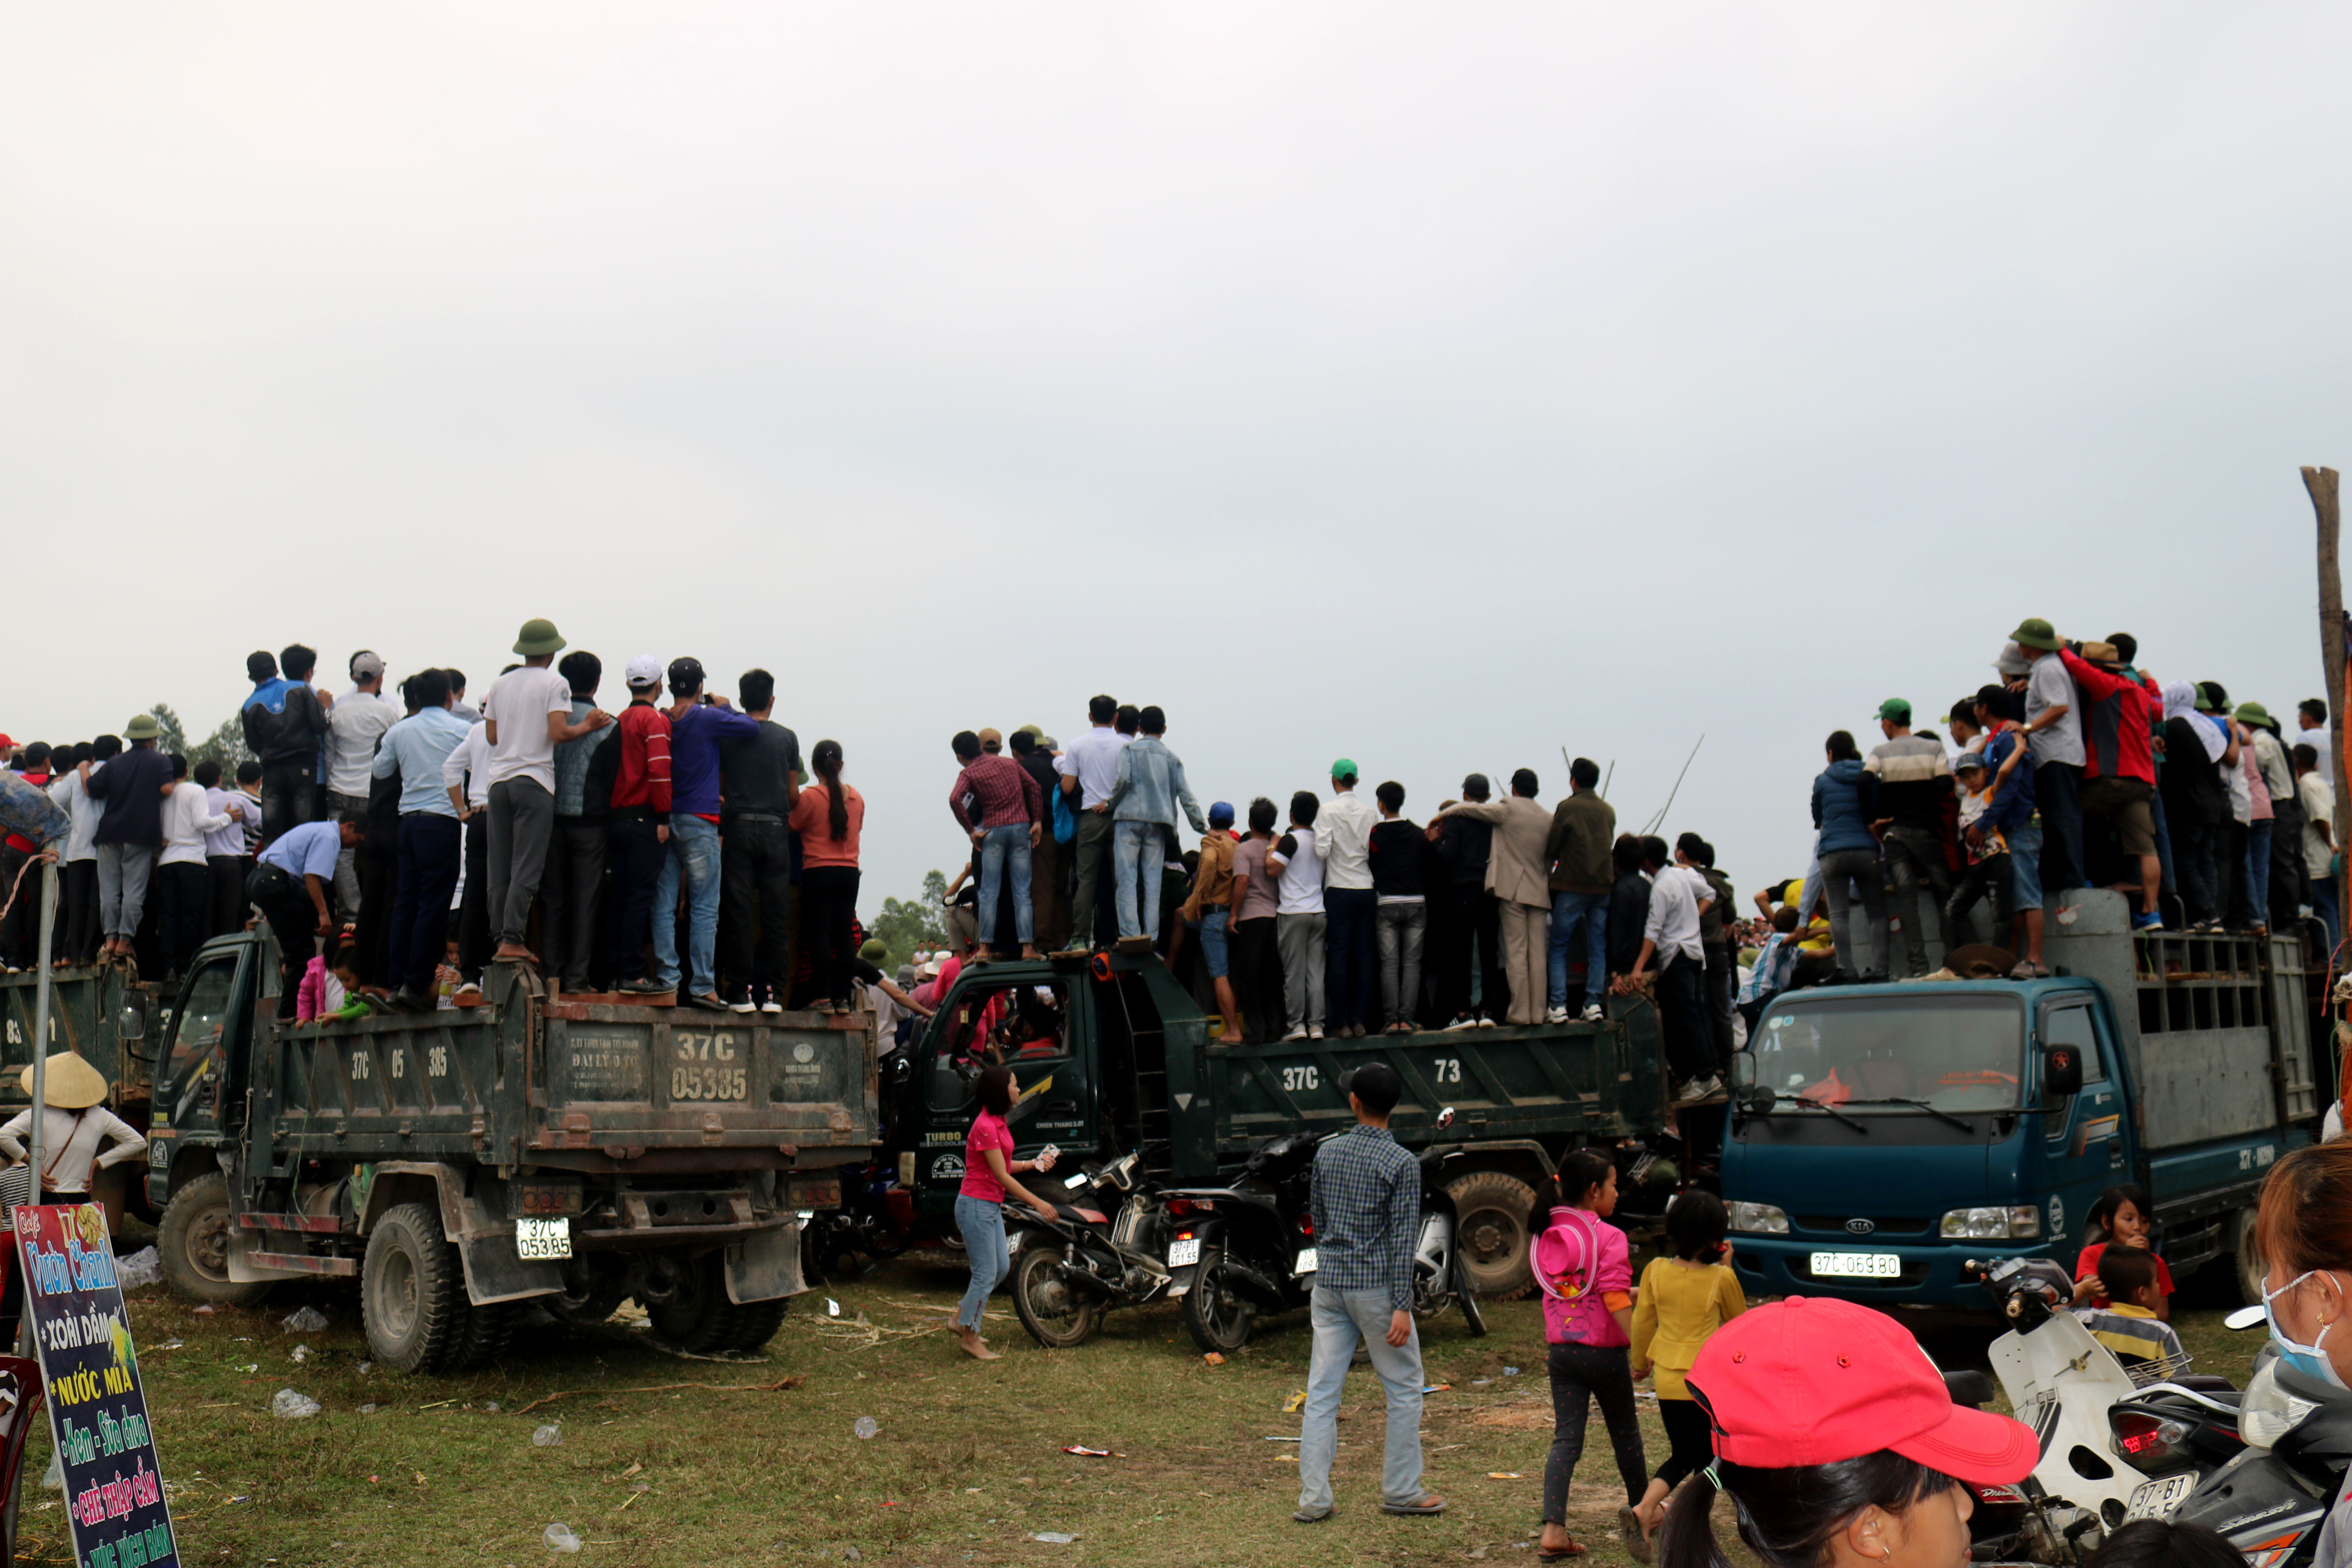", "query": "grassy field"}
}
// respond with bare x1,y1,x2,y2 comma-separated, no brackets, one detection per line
29,1232,2270,1568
